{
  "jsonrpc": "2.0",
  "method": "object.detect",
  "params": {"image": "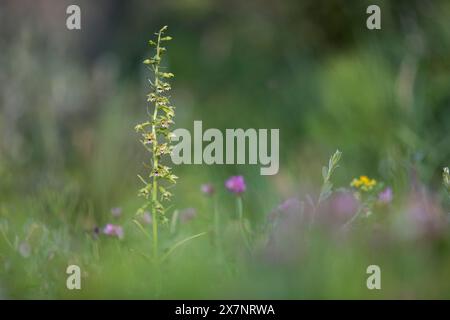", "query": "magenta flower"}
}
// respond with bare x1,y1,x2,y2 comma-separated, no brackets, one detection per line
378,187,393,204
225,175,246,194
269,197,303,222
103,224,124,239
201,183,215,196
